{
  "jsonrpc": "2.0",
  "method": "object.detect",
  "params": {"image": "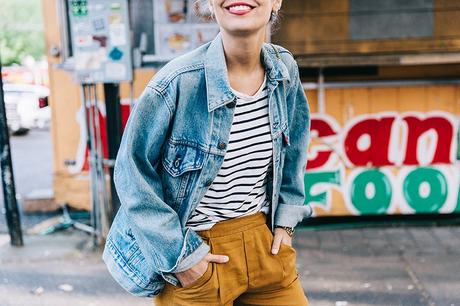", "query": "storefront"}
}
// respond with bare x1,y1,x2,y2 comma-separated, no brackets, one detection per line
42,0,460,217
